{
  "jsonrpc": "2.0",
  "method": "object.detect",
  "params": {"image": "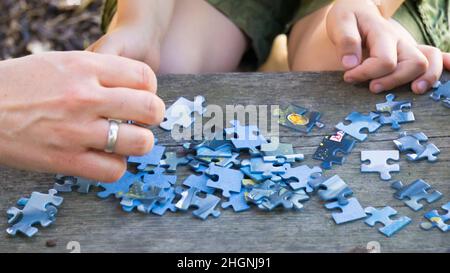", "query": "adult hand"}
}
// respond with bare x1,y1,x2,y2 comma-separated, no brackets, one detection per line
0,51,165,182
